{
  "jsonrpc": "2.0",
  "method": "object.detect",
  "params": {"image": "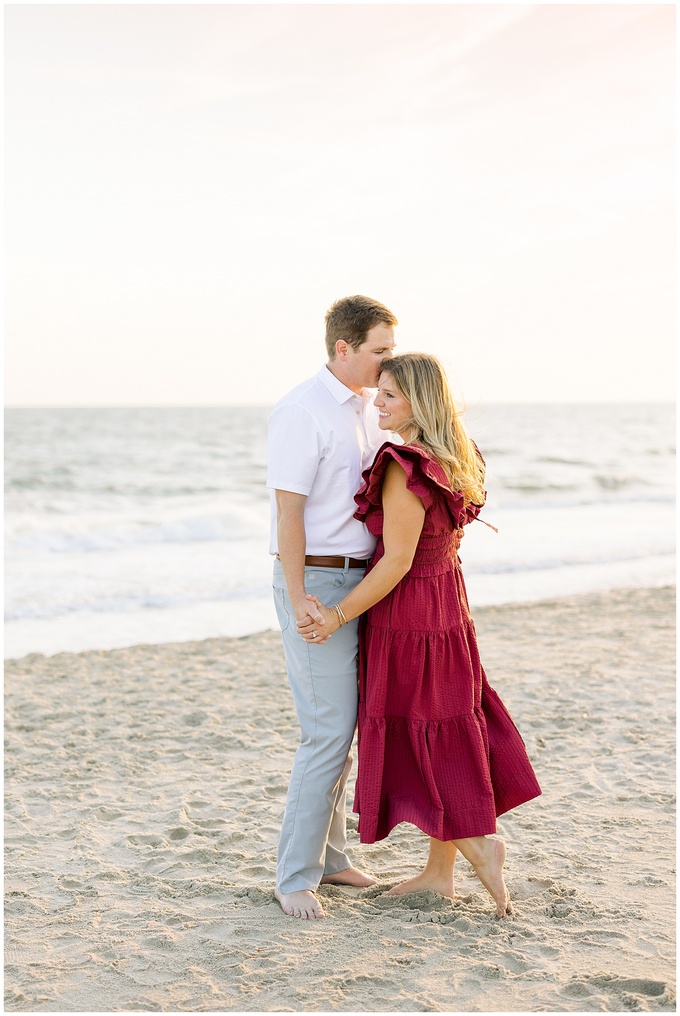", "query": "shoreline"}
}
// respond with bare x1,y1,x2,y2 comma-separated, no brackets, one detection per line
5,584,675,1012
6,581,676,665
